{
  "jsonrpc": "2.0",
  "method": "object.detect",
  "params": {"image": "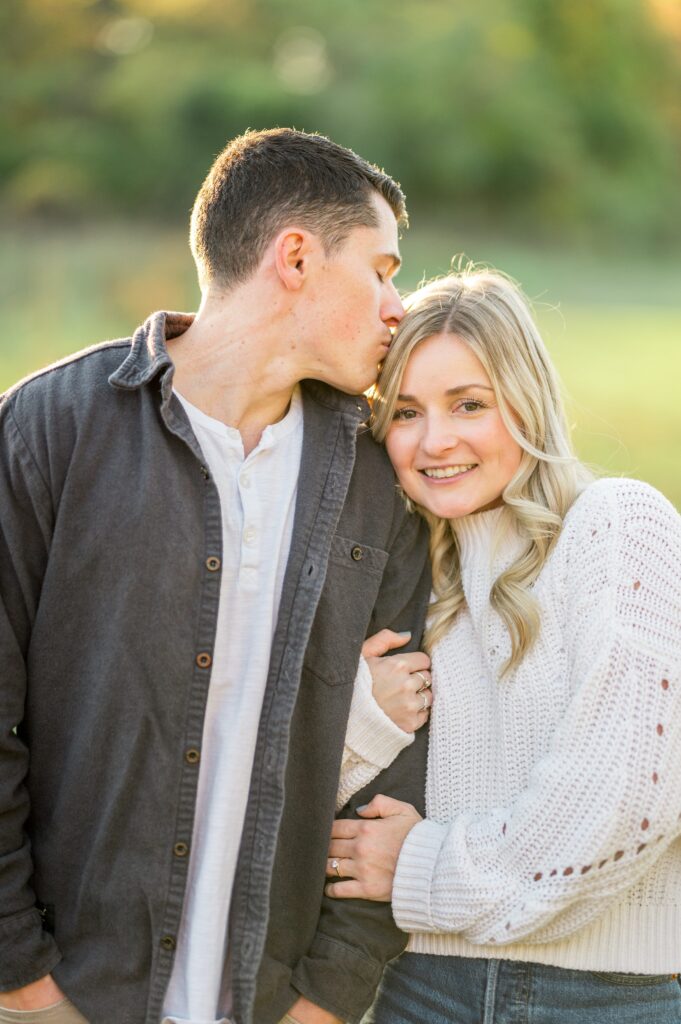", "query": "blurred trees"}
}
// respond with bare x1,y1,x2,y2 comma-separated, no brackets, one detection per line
2,0,680,242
